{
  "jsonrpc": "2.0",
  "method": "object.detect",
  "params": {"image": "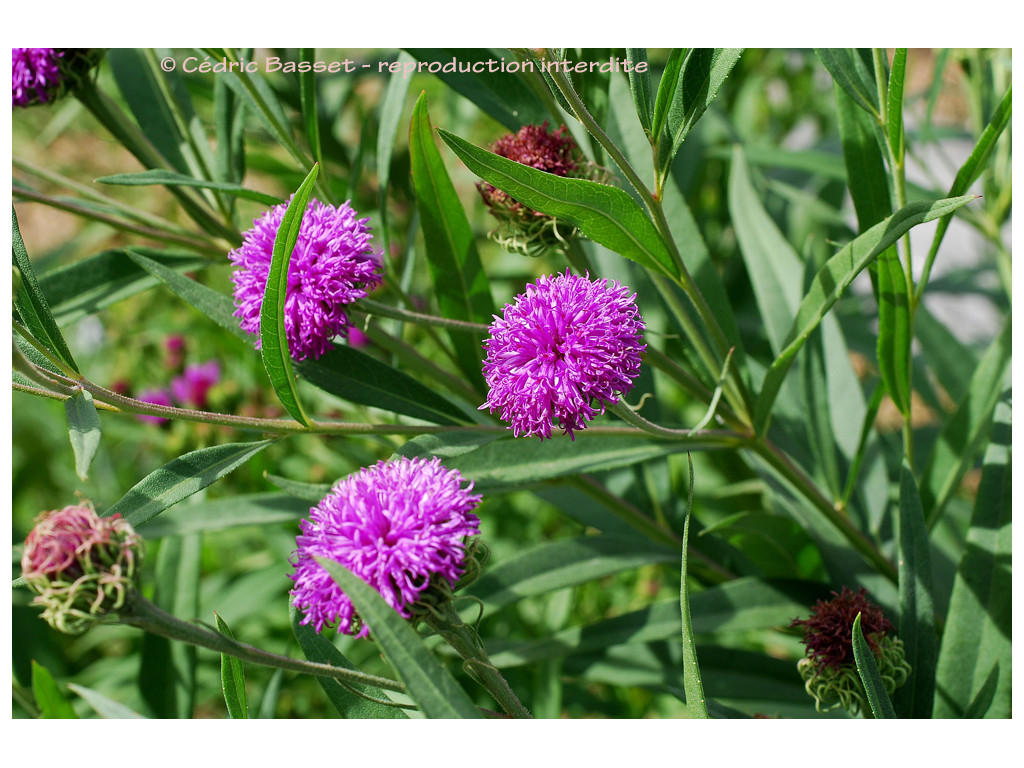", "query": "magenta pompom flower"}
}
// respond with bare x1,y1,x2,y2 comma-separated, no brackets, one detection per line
481,270,646,439
289,456,482,637
12,48,64,107
229,198,382,361
171,360,220,409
